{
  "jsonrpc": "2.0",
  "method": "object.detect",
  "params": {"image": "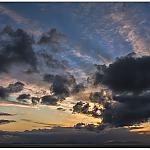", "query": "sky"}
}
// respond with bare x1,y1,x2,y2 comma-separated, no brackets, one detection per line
1,3,150,62
0,2,150,146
